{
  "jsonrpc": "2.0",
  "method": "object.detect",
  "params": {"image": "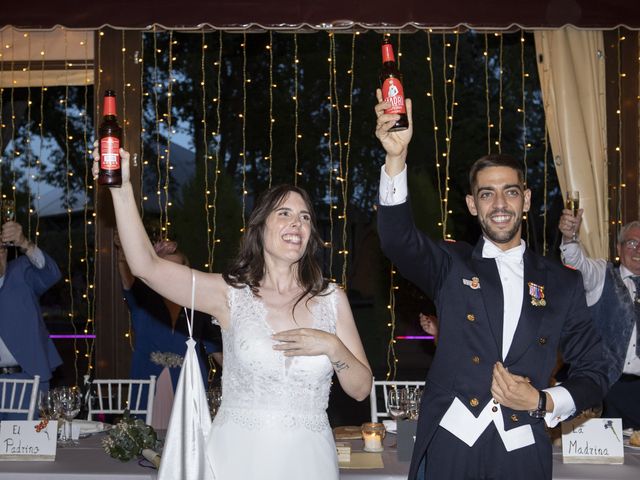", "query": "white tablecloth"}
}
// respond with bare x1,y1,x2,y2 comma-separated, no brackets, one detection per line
339,437,640,480
1,432,639,480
